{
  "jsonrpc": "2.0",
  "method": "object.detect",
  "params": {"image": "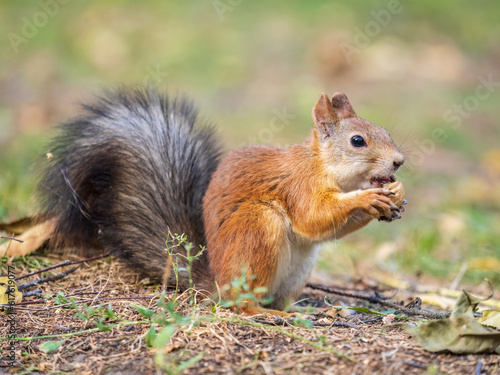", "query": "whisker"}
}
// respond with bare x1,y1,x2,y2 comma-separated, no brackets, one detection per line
398,129,413,151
